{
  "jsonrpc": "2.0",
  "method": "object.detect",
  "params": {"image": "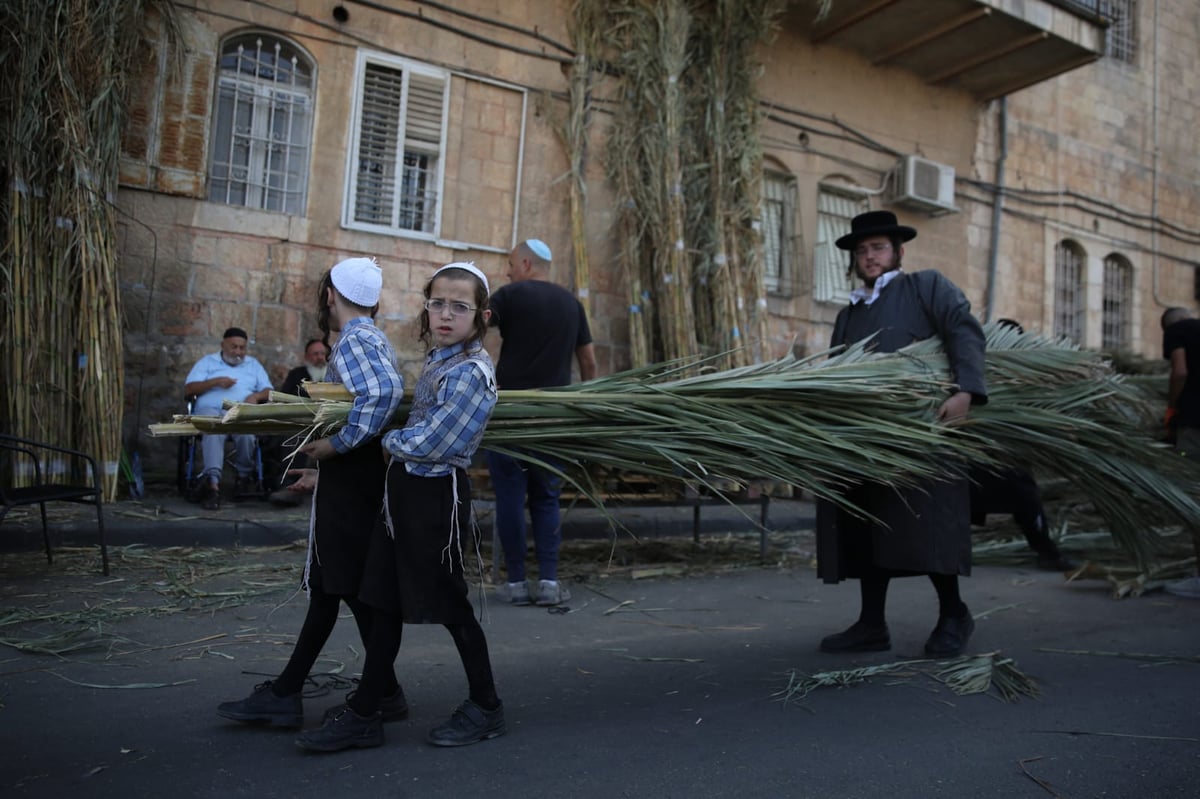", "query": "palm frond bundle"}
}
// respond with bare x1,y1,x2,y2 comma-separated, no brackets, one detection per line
773,651,1037,705
150,328,1200,568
